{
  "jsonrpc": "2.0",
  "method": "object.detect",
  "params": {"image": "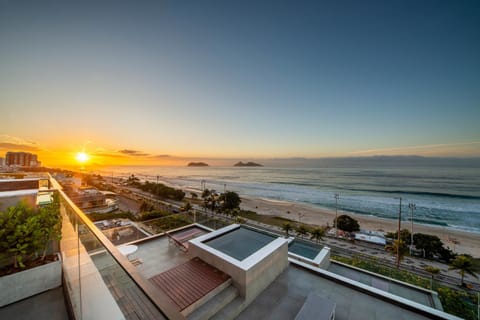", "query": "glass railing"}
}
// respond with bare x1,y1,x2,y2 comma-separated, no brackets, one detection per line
50,175,182,320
